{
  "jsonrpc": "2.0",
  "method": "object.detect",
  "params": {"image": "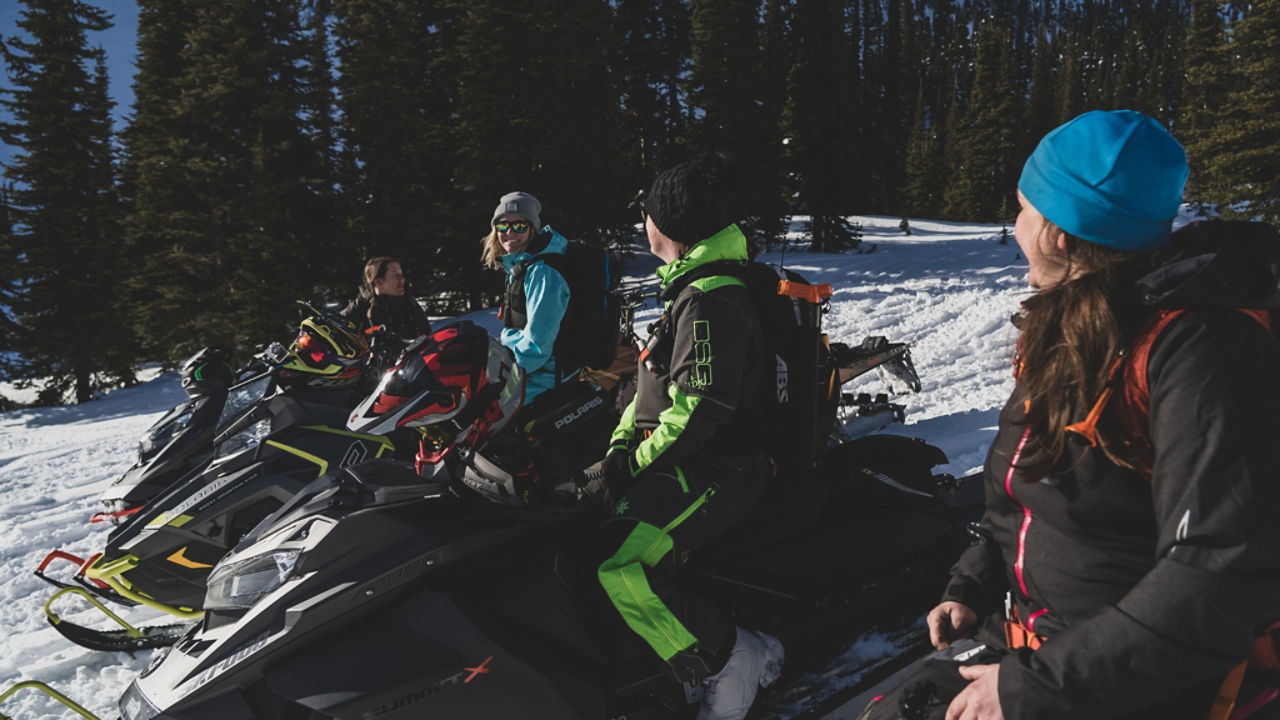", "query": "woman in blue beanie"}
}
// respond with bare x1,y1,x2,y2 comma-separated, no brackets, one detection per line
859,110,1280,720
